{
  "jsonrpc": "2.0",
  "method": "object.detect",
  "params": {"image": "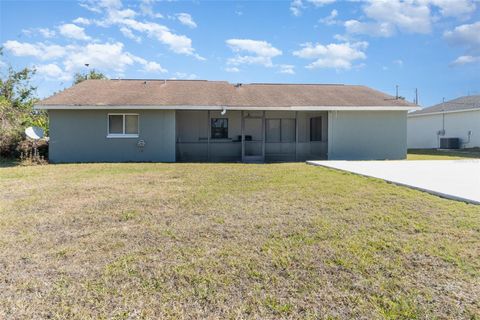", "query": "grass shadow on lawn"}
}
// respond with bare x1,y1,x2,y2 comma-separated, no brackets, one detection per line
408,148,480,160
0,158,20,168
